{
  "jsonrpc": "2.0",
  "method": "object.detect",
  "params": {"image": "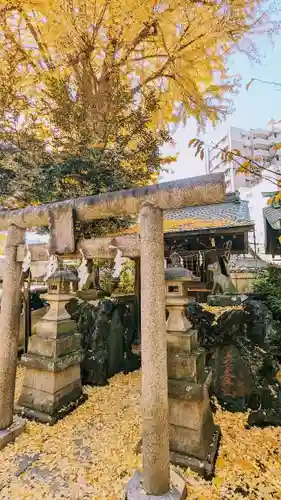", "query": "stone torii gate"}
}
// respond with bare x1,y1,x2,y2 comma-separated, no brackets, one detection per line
0,174,225,498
